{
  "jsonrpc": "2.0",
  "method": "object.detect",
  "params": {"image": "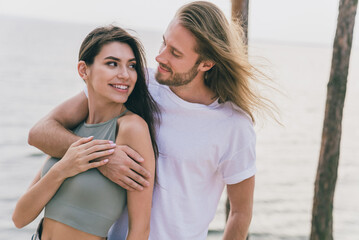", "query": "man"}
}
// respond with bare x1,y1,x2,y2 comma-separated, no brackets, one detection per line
29,1,260,239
